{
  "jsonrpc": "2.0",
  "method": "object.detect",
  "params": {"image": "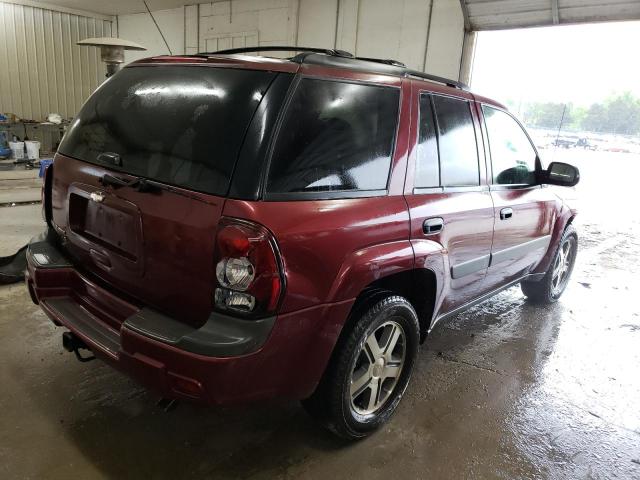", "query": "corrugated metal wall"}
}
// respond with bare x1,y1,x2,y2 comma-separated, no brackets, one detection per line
464,0,640,30
0,2,113,121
